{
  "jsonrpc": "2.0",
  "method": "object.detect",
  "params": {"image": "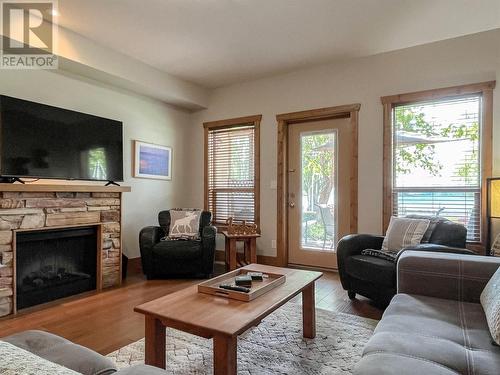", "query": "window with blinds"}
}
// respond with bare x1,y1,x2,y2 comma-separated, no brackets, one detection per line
392,95,482,242
204,116,260,227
